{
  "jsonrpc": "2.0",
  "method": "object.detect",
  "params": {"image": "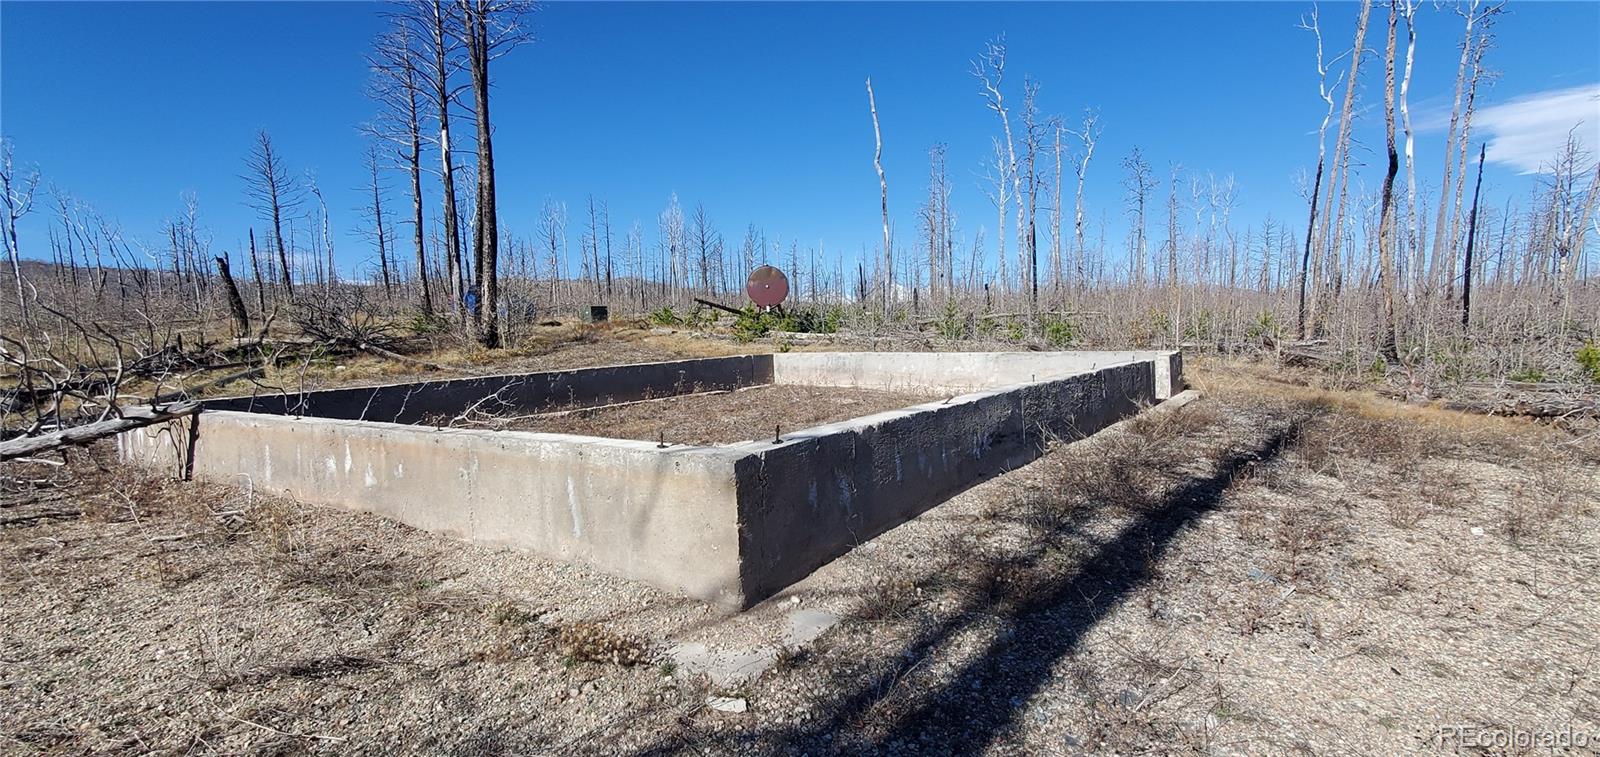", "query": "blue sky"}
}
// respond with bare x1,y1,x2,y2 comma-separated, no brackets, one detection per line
3,1,1597,280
